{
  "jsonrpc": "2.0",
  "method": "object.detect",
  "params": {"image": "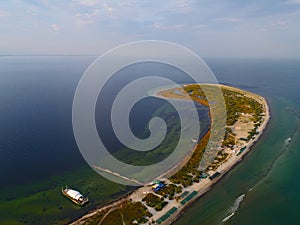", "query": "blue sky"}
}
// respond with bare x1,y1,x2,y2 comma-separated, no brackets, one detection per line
1,0,300,57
